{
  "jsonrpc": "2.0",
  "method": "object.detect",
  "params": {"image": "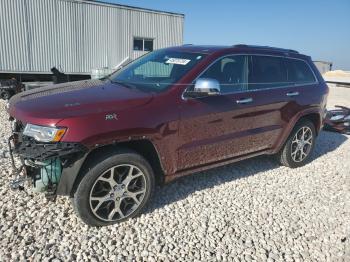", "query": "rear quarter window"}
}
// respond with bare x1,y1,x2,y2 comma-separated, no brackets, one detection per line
285,59,316,85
